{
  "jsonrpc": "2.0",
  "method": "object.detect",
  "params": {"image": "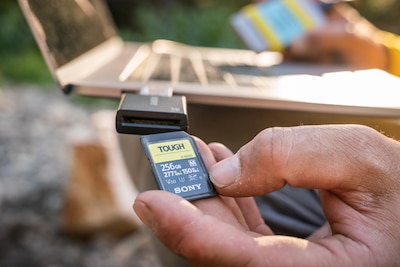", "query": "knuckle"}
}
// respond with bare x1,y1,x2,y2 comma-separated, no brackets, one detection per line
262,127,294,178
240,127,293,192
